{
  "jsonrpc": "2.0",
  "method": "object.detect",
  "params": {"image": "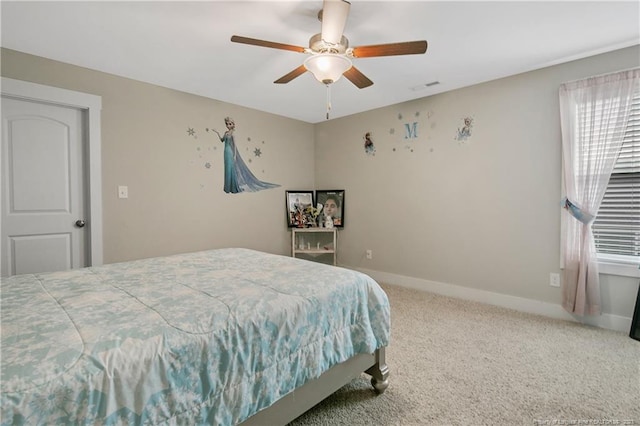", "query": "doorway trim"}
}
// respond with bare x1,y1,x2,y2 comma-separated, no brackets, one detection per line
1,77,103,267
